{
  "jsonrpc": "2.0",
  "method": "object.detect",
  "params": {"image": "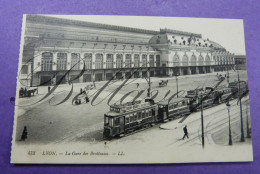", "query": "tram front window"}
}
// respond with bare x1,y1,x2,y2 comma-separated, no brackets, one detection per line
105,116,114,127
